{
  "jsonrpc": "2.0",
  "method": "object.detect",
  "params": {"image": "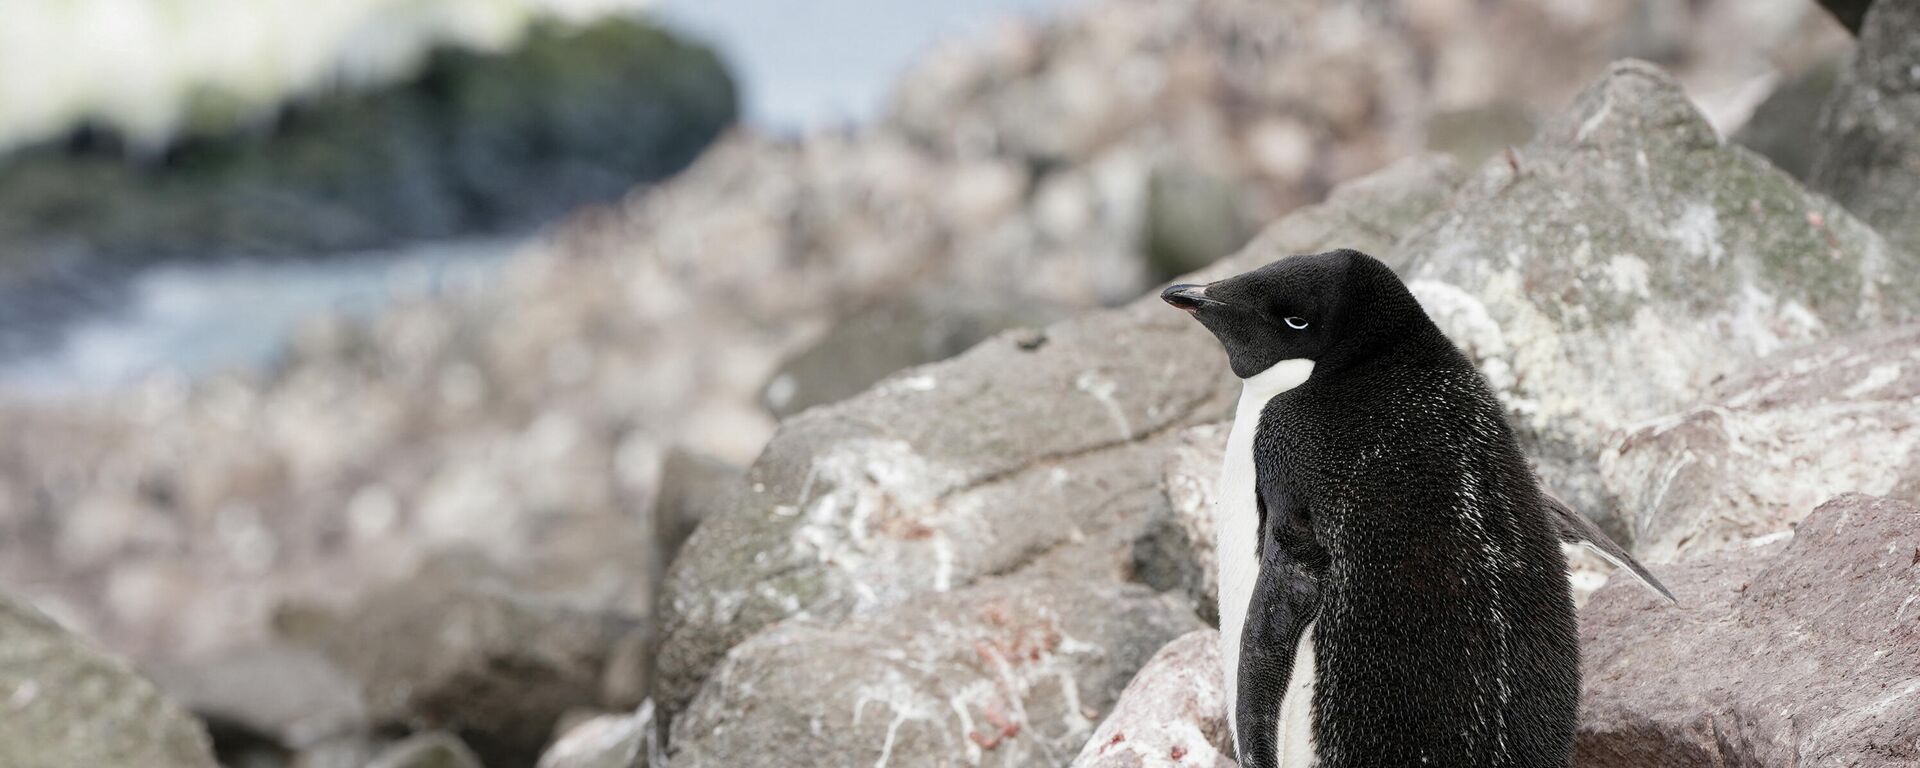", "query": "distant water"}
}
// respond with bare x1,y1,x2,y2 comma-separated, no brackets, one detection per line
0,238,519,395
656,0,1077,129
0,0,1079,394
